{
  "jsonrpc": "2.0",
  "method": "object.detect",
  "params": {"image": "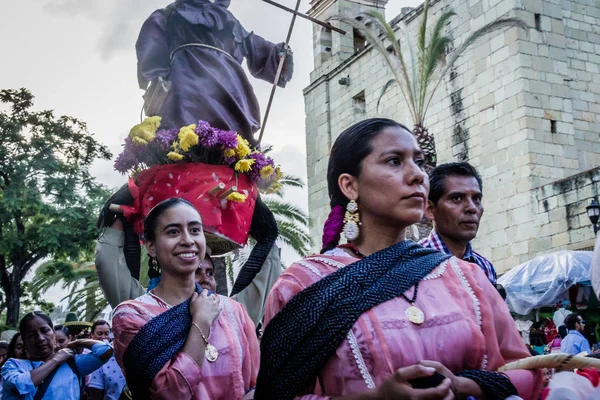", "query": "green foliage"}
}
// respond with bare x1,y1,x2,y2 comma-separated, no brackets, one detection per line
0,88,111,326
333,4,527,165
262,175,311,258
31,260,106,321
